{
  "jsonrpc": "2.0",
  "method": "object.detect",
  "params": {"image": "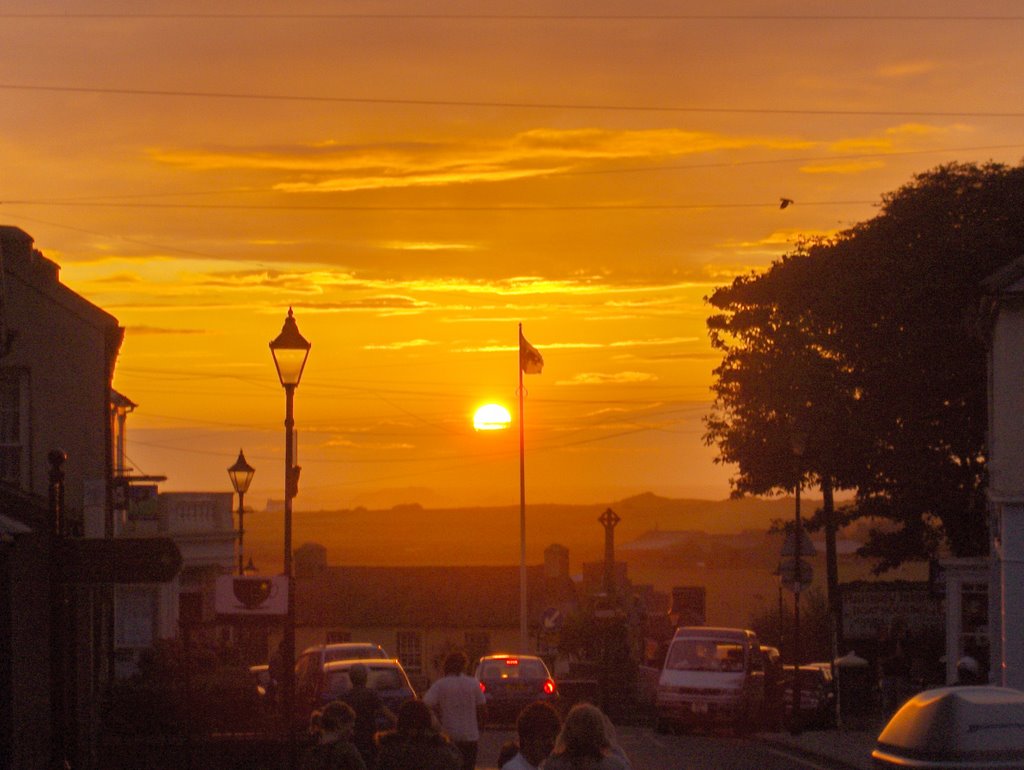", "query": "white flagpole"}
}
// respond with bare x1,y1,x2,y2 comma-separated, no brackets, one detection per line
518,323,528,652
